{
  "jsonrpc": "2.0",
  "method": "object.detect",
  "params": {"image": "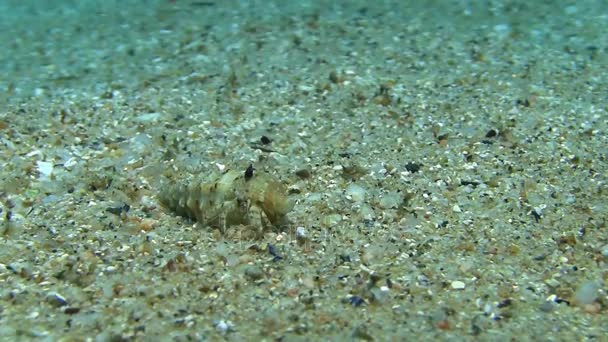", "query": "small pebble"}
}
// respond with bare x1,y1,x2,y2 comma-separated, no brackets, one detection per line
215,320,234,334
260,135,272,145
378,191,402,209
322,214,342,227
348,295,366,307
295,168,311,179
135,112,161,122
36,161,54,179
345,183,366,202
46,292,68,307
296,226,307,239
358,204,375,221
600,244,608,258
267,243,283,261
405,162,421,173
574,281,599,306
451,280,466,290
539,300,556,312
244,265,264,281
